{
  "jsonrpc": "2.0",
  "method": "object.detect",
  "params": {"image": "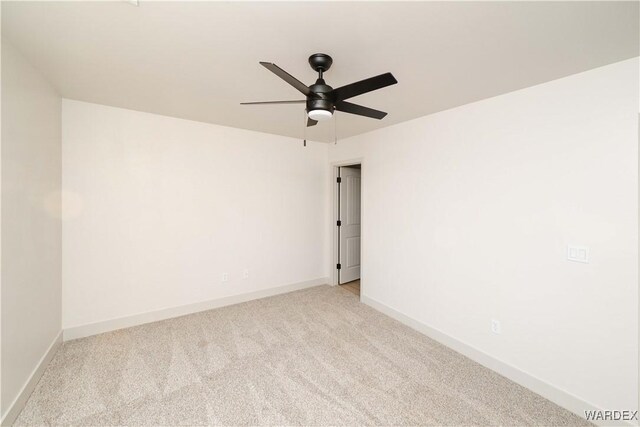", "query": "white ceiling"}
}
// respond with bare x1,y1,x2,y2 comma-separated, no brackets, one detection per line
3,1,638,143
